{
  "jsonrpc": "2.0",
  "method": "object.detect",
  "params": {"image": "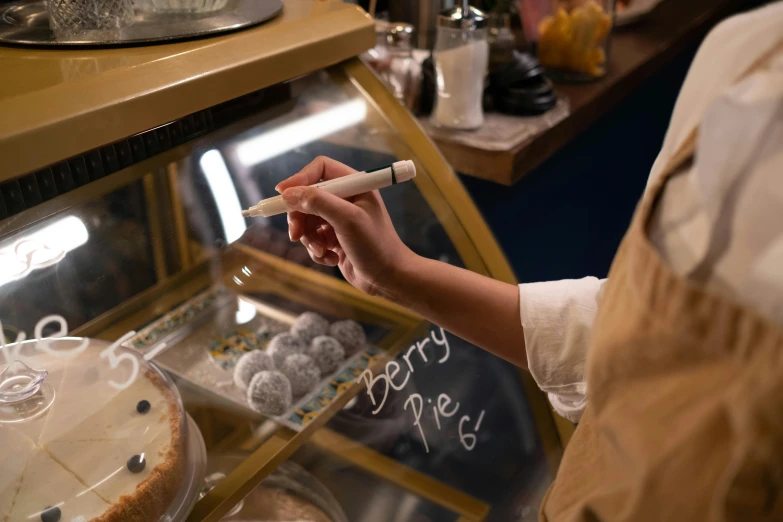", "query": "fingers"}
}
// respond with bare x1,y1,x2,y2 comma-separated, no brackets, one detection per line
287,211,305,241
282,185,361,227
300,233,325,258
317,224,338,250
288,188,381,241
276,156,357,193
288,212,327,242
300,234,339,267
302,224,337,256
